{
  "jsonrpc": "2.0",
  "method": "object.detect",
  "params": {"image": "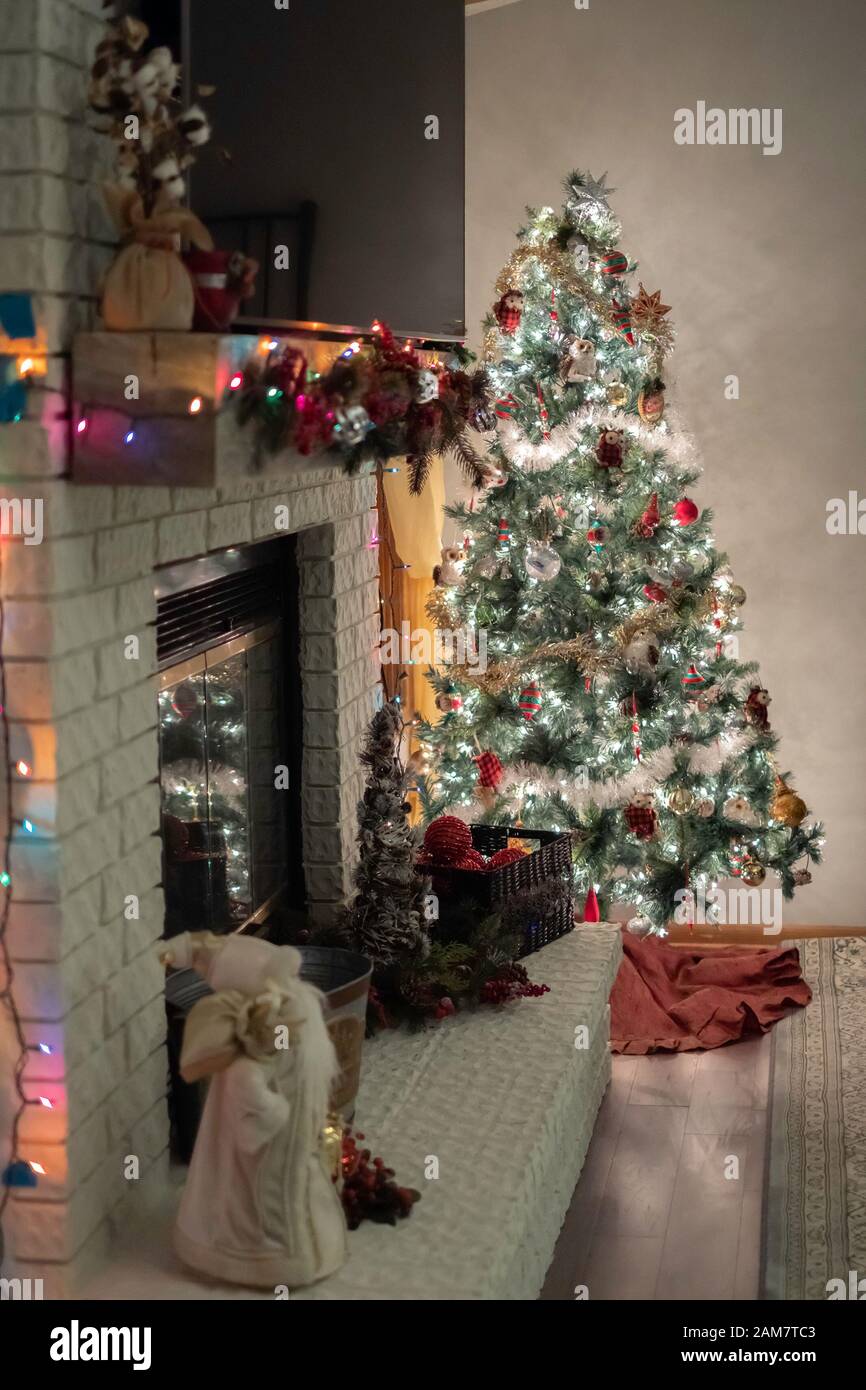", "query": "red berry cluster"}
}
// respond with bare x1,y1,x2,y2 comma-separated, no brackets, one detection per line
480,962,551,1006
339,1128,421,1230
